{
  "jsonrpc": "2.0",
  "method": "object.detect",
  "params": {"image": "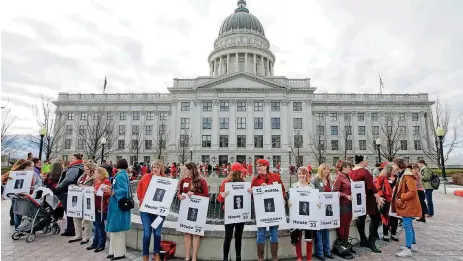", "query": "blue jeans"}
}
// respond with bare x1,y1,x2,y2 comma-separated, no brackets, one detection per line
12,200,22,229
425,189,434,216
315,229,331,256
256,226,279,243
92,212,107,248
402,217,416,248
140,212,164,256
